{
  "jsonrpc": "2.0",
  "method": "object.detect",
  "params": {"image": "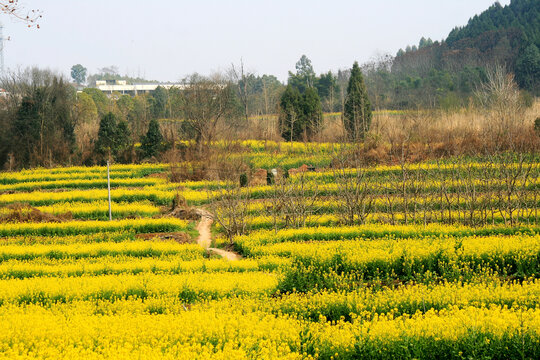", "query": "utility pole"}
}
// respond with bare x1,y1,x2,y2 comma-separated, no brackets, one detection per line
0,22,5,76
107,161,112,221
